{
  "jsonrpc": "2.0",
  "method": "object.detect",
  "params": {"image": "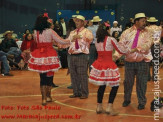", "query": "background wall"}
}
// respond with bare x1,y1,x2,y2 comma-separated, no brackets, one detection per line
0,0,162,38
